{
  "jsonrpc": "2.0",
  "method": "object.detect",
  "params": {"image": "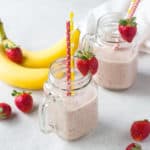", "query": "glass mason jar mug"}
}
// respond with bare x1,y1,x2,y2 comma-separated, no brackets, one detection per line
39,58,98,140
85,12,138,90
